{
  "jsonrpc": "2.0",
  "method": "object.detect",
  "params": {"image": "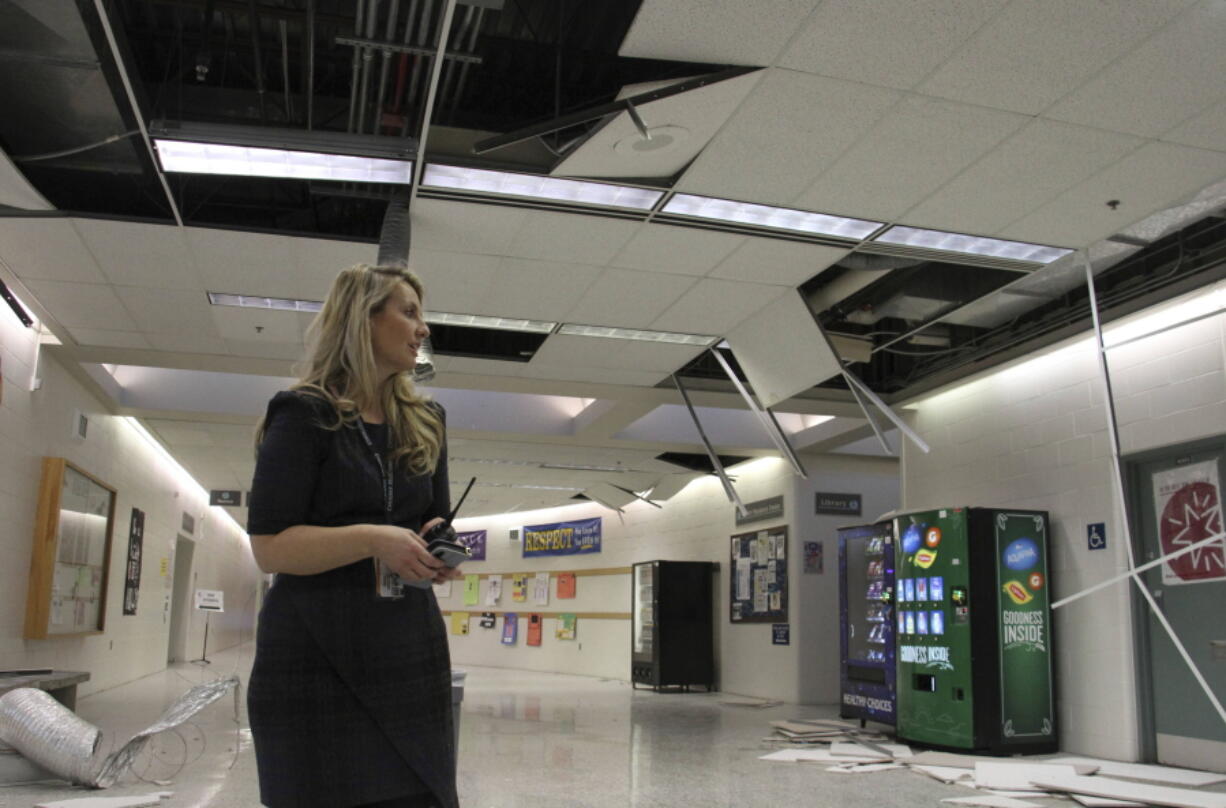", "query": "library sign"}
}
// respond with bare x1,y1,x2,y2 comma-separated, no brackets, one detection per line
522,517,602,558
